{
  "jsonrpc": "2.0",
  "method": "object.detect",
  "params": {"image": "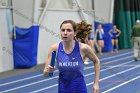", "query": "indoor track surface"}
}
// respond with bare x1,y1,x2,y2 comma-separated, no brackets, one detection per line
0,49,140,93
